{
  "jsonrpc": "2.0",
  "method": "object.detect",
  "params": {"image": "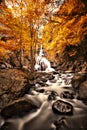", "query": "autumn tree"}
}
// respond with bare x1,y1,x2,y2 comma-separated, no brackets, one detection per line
42,0,87,61
1,0,87,69
0,0,46,70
